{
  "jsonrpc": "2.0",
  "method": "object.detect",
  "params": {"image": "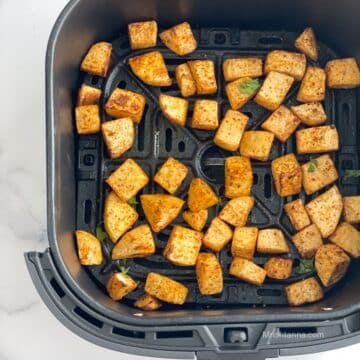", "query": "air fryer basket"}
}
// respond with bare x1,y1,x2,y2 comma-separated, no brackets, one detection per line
26,0,360,358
